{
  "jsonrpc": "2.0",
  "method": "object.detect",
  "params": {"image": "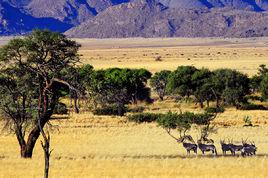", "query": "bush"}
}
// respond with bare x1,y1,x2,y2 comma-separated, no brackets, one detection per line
245,95,264,102
243,115,253,126
238,103,267,110
155,56,162,61
54,102,68,114
128,106,146,113
93,105,127,116
205,107,225,113
127,113,163,123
